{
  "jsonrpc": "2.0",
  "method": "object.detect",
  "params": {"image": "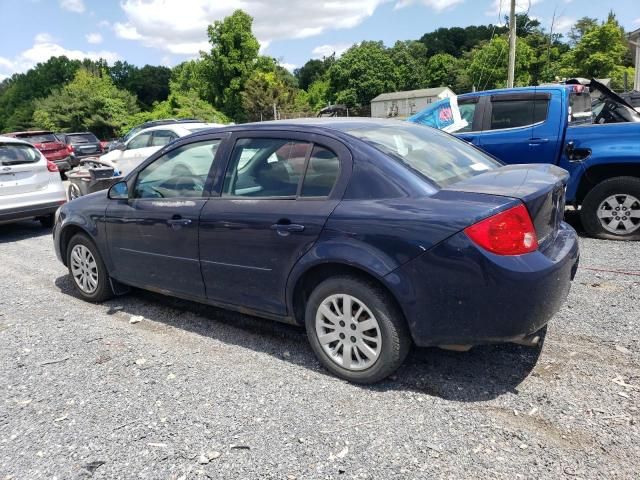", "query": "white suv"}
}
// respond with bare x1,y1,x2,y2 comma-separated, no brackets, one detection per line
0,136,66,227
100,123,223,176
